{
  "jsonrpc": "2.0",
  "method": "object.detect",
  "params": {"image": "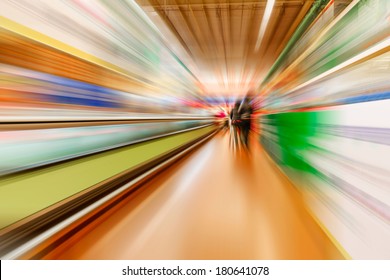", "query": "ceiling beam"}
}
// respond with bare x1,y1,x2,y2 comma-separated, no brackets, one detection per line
275,0,312,56
151,0,195,58
138,1,313,9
